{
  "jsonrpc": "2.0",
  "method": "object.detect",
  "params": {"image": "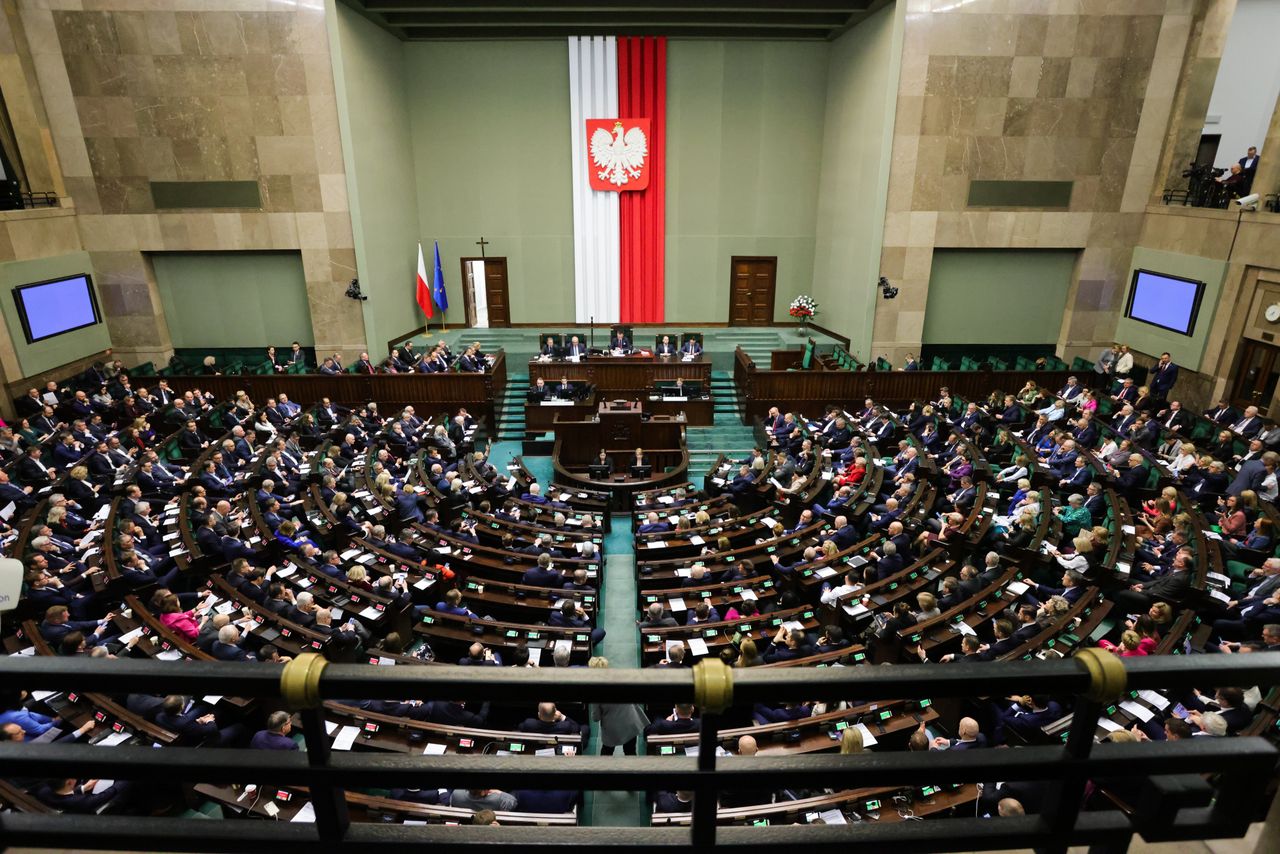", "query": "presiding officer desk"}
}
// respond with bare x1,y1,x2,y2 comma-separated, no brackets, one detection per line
528,352,711,398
